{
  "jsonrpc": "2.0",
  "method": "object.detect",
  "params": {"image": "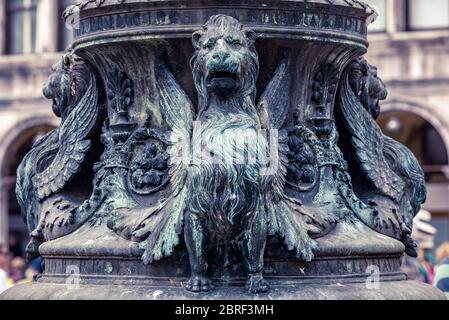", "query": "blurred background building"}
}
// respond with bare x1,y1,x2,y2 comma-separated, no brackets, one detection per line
0,0,449,259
